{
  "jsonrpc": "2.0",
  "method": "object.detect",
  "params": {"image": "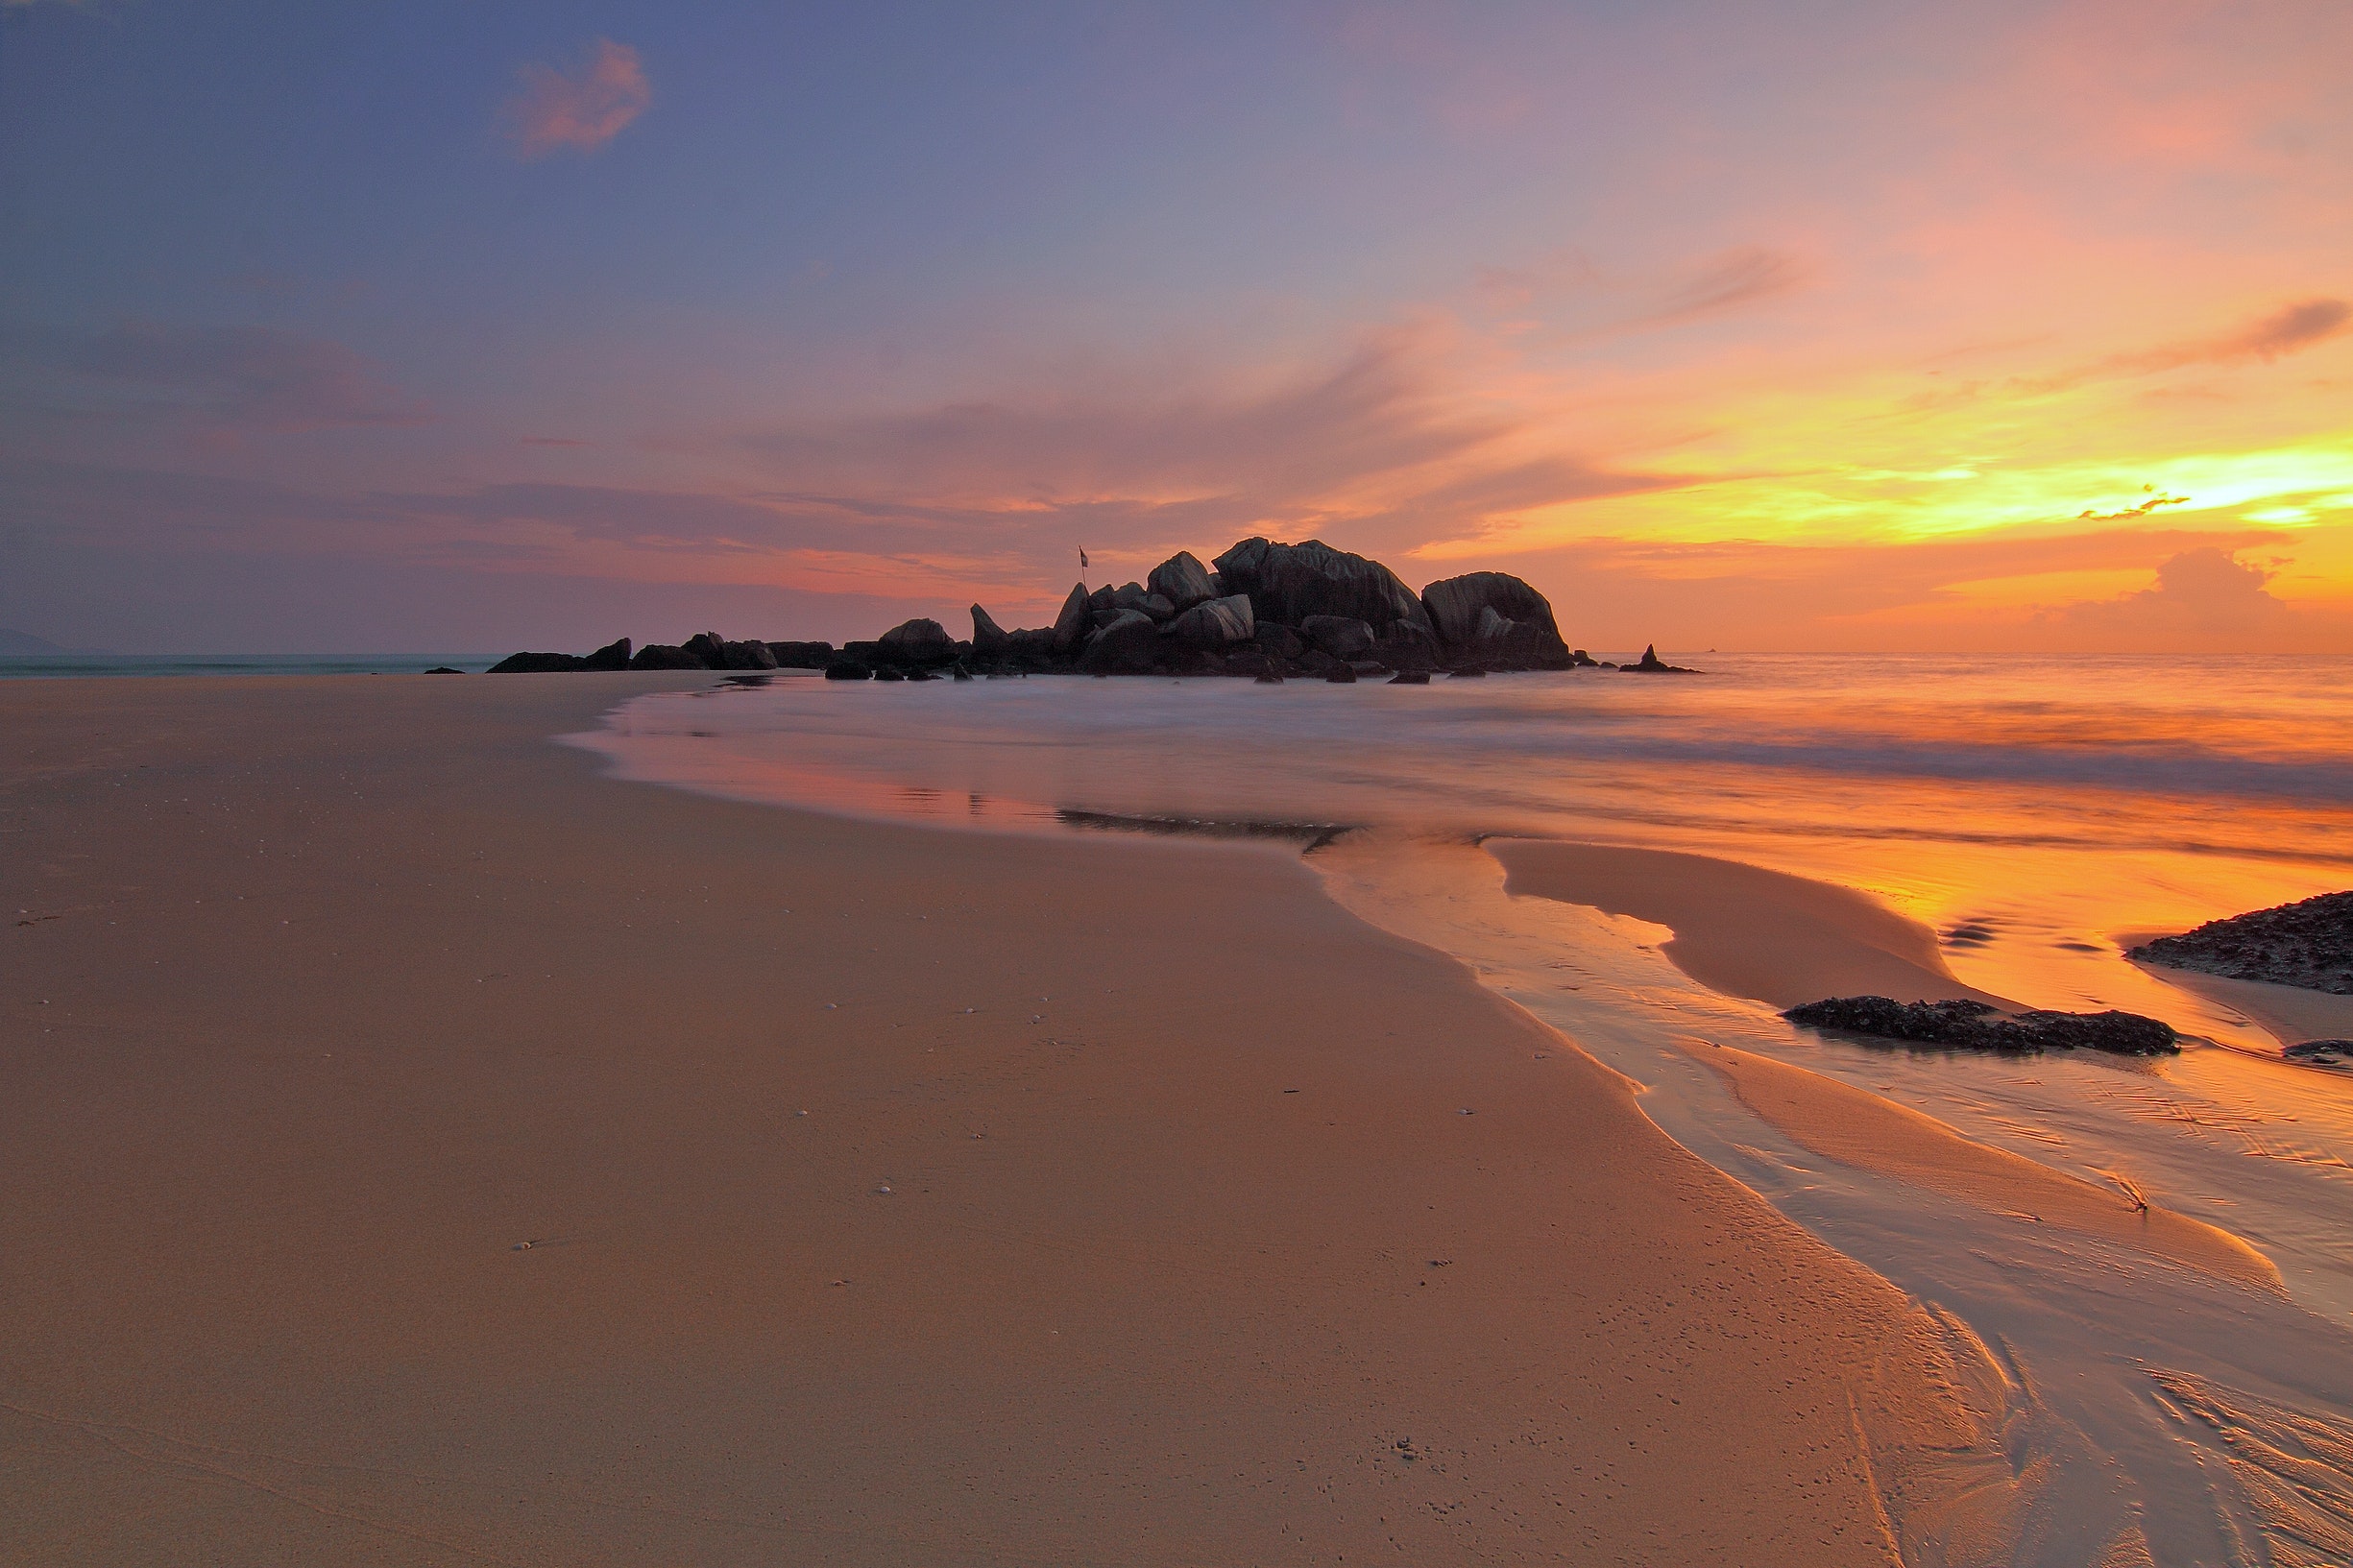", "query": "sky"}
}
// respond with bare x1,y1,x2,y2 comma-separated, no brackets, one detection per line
3,0,2350,654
